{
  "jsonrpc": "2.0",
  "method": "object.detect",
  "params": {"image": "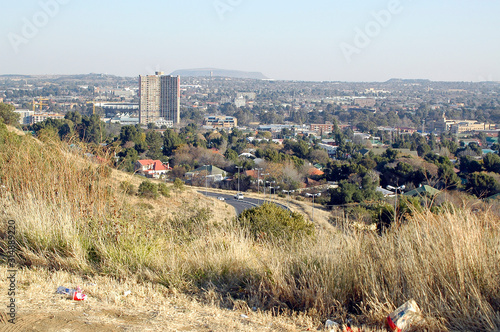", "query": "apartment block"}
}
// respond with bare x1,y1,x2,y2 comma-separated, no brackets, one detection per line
204,116,238,129
32,112,65,123
14,109,34,125
310,123,336,134
139,72,180,125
